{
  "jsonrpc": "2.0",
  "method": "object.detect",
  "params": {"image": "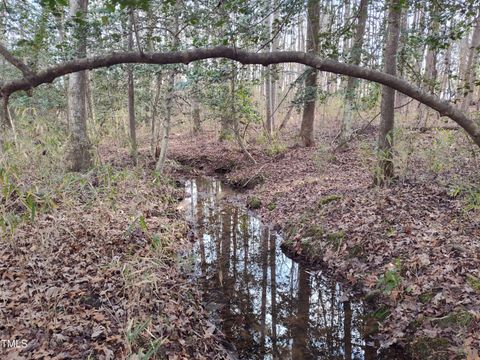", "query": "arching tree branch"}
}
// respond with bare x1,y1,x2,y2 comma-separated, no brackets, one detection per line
0,46,479,146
